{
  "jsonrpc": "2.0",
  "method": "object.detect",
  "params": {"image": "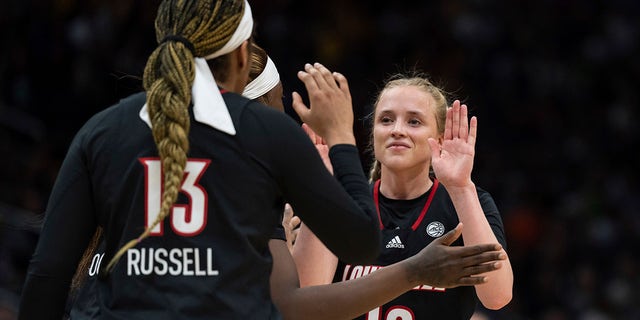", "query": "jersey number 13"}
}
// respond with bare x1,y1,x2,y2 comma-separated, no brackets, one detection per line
140,158,211,237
